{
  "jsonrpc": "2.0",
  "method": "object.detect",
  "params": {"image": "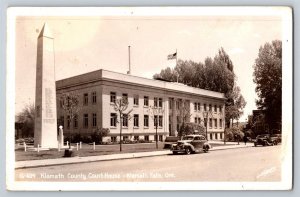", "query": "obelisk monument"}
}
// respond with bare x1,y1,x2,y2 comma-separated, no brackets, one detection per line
34,23,58,148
